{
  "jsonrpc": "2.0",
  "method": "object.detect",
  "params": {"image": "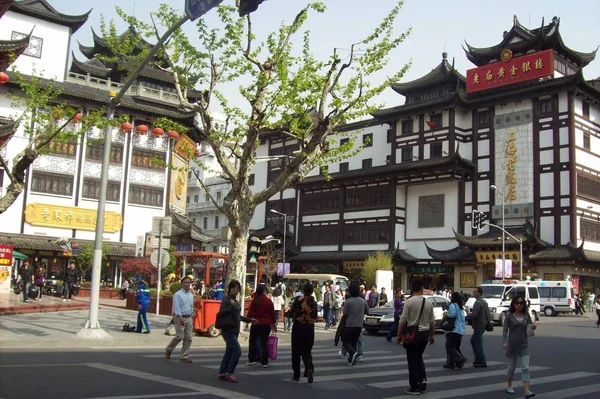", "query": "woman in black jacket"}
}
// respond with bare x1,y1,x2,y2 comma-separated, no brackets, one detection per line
218,280,257,383
290,283,318,383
